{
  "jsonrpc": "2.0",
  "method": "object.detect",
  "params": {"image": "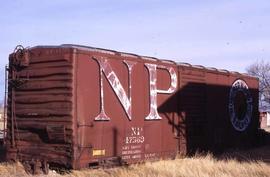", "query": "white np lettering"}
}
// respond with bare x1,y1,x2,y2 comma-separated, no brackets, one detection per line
93,56,177,121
